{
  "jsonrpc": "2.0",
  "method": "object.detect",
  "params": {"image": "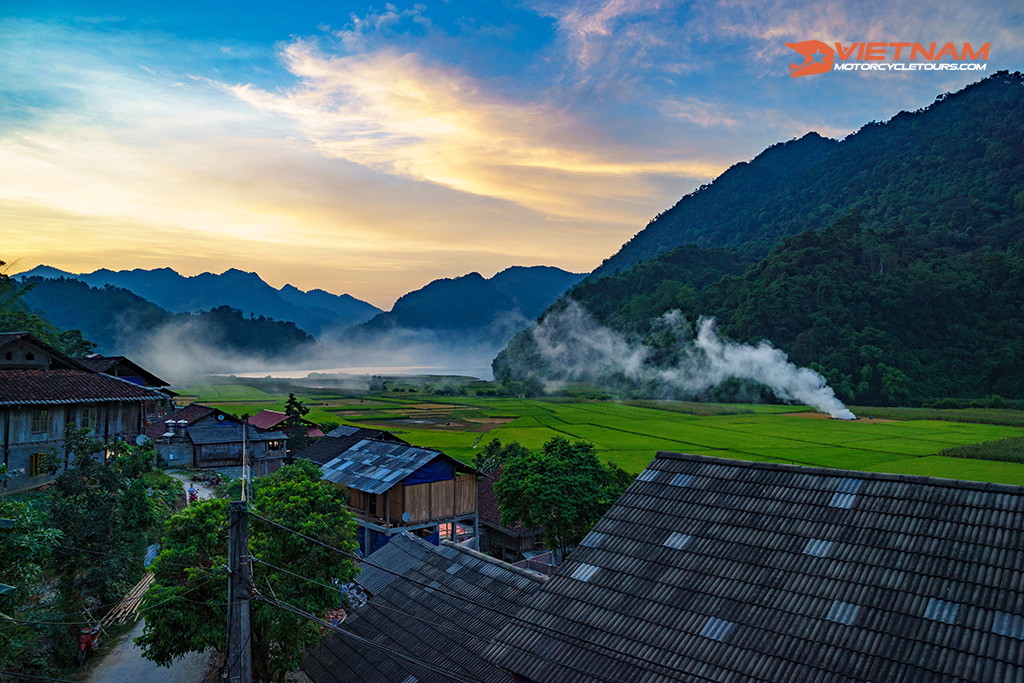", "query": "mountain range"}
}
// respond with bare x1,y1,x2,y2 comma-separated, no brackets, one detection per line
16,265,381,336
349,266,584,343
495,71,1024,404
